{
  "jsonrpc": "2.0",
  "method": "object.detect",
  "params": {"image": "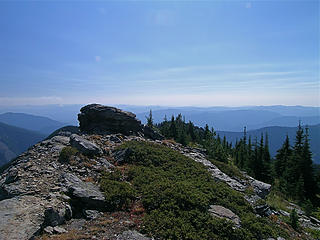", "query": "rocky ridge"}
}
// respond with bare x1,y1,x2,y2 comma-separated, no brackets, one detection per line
0,104,319,240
